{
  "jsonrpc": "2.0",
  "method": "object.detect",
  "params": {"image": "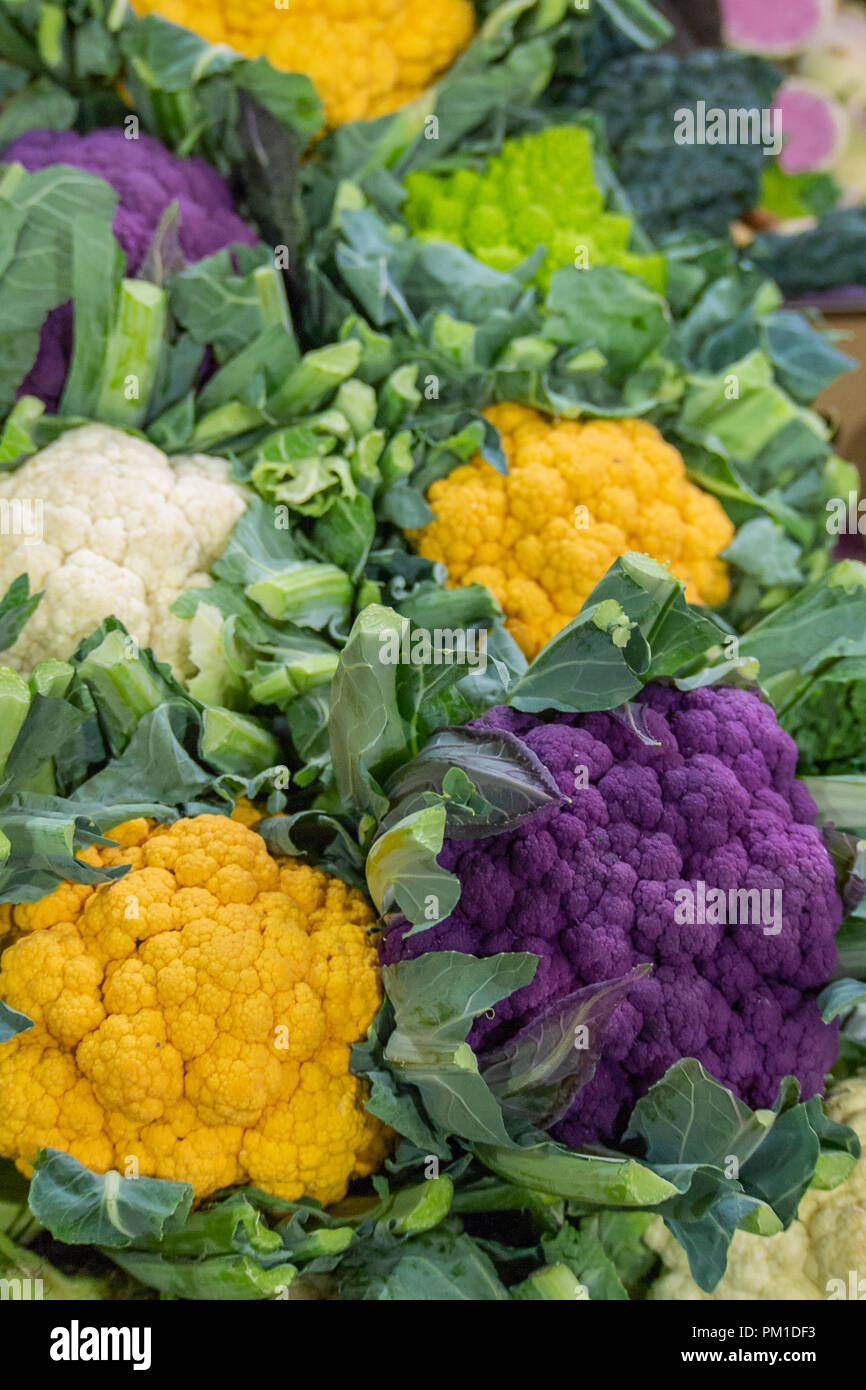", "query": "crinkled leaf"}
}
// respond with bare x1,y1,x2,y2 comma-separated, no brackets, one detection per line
335,1227,510,1301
